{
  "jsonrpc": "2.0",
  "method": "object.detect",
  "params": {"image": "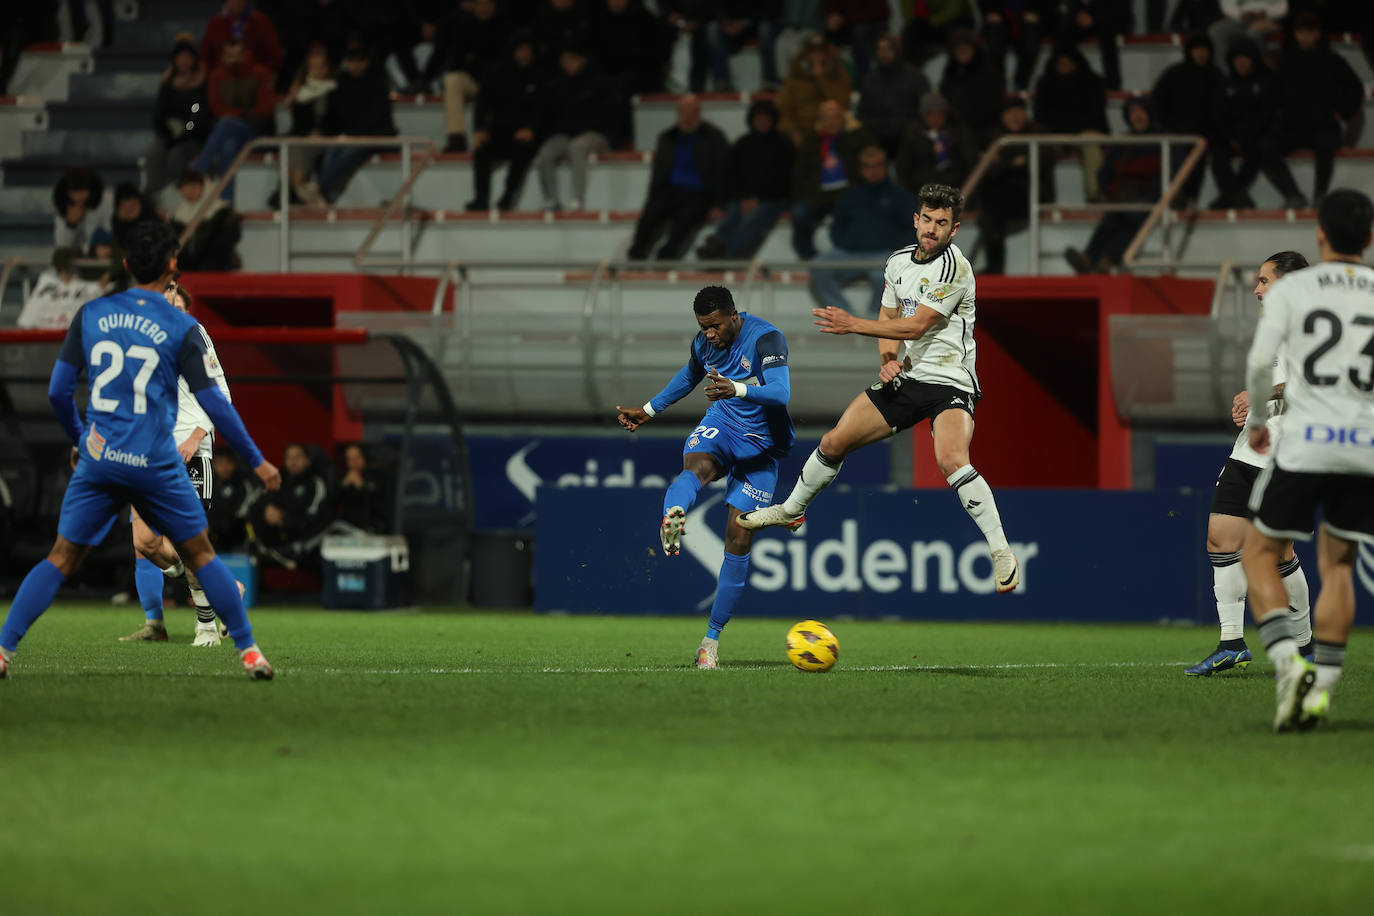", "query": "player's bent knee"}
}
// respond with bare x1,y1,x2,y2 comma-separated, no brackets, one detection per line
47,537,90,576
174,531,217,571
